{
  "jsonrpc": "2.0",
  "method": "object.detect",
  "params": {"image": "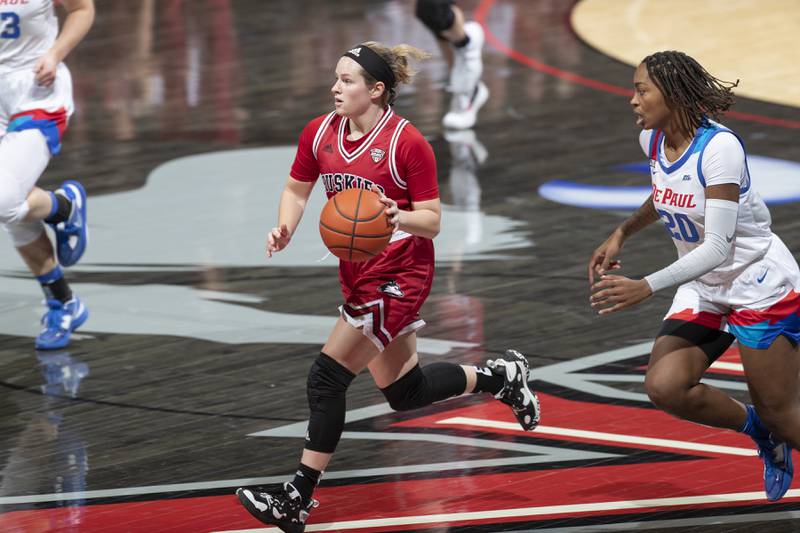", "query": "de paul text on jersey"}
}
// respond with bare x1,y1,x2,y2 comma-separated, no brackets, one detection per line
652,184,696,208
